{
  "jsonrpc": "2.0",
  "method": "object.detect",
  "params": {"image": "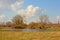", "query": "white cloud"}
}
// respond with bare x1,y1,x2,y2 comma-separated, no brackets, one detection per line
50,16,60,23
0,15,5,19
0,0,23,11
18,5,41,18
0,0,46,23
11,1,24,11
56,16,60,20
0,0,10,9
0,2,3,8
26,5,39,16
